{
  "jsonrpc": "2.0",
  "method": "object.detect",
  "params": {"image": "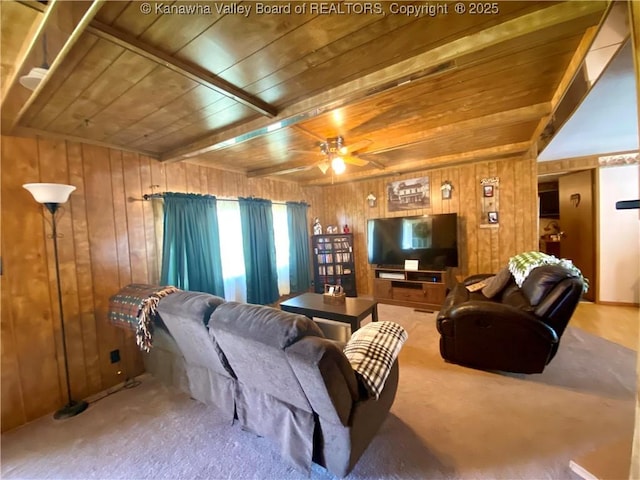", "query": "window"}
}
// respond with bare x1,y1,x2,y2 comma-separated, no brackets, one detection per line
215,200,291,302
216,201,247,302
272,203,291,296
